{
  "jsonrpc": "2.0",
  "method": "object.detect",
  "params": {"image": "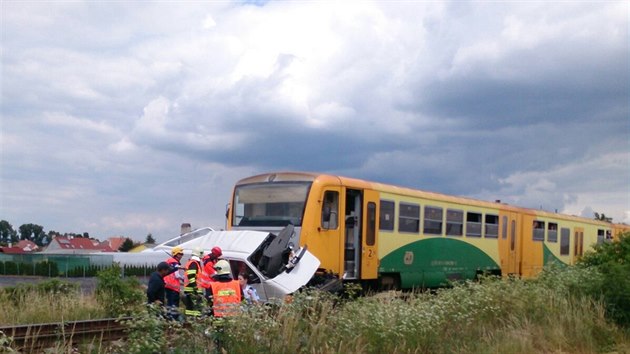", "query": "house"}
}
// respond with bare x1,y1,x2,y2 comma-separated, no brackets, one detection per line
105,237,127,252
16,240,39,252
0,246,26,254
42,236,115,254
129,243,156,253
